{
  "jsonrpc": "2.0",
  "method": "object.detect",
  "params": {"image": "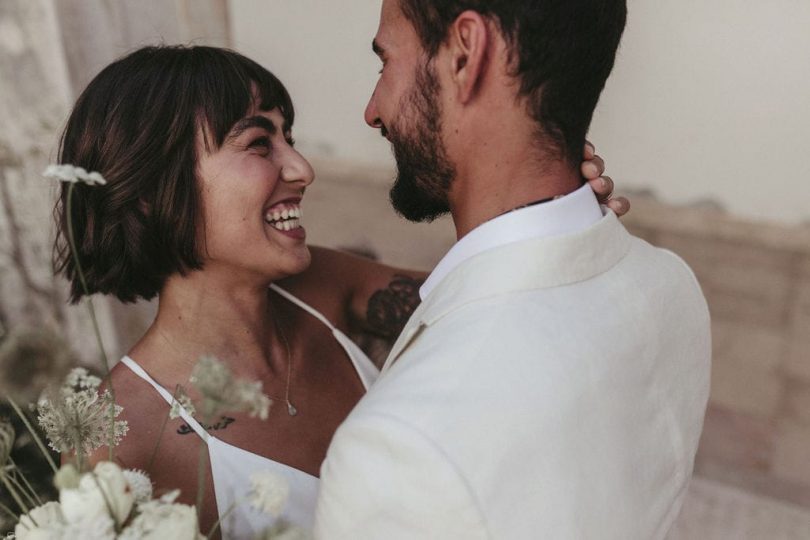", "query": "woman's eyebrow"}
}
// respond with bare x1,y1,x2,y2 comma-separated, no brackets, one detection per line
227,115,279,141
